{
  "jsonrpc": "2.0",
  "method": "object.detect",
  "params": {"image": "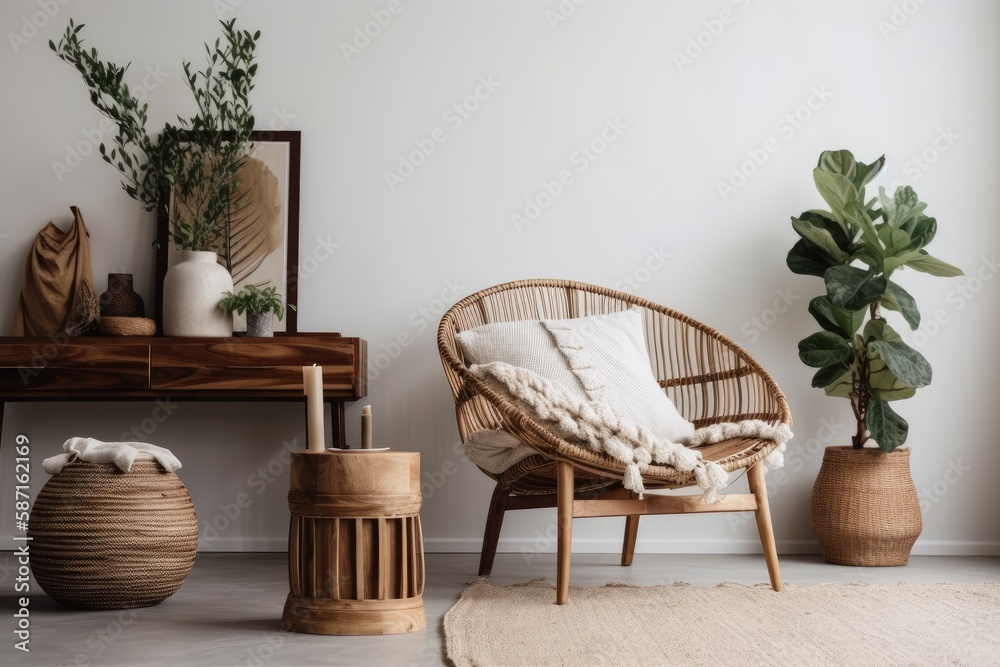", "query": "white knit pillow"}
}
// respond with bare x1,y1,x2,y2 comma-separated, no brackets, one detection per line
456,309,695,446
